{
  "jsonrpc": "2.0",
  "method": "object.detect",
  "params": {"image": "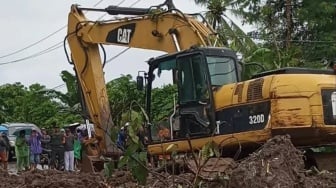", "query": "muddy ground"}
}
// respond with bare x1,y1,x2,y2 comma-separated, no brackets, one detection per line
2,135,336,188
